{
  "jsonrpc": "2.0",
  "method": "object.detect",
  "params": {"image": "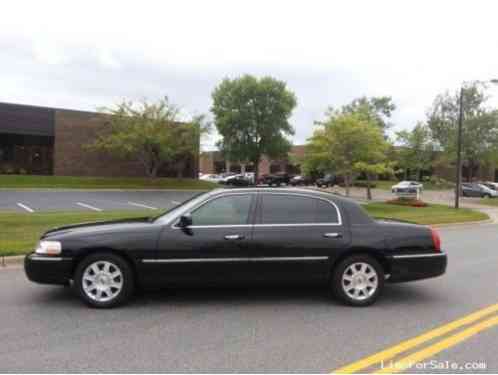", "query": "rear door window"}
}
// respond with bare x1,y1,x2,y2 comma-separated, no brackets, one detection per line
260,194,339,225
